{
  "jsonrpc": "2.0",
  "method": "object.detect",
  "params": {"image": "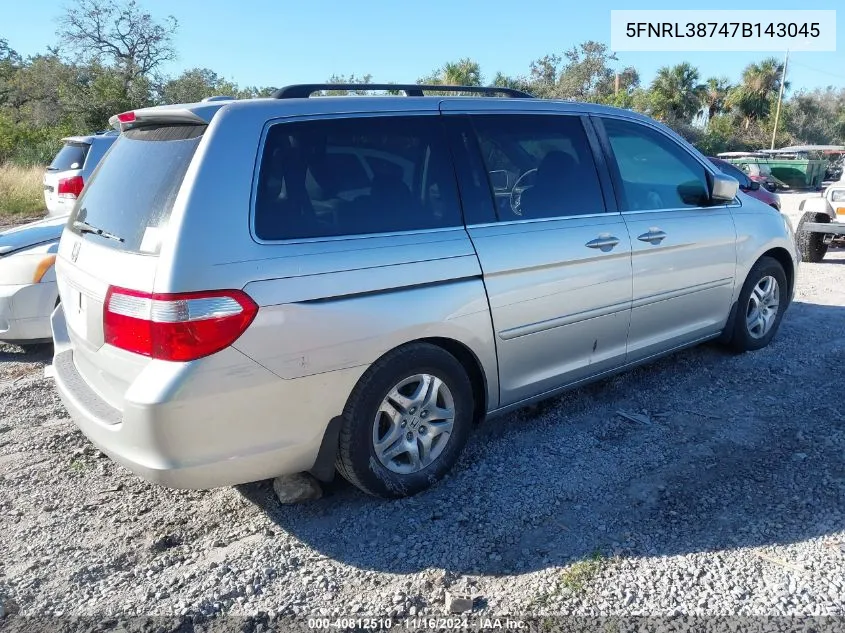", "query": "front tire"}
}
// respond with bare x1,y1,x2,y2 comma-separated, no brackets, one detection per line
728,256,788,353
335,343,474,498
796,212,829,263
